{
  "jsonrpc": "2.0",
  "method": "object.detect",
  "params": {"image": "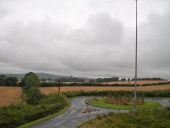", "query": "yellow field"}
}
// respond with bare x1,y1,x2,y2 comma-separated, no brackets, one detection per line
40,85,170,94
0,84,170,107
0,86,22,107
